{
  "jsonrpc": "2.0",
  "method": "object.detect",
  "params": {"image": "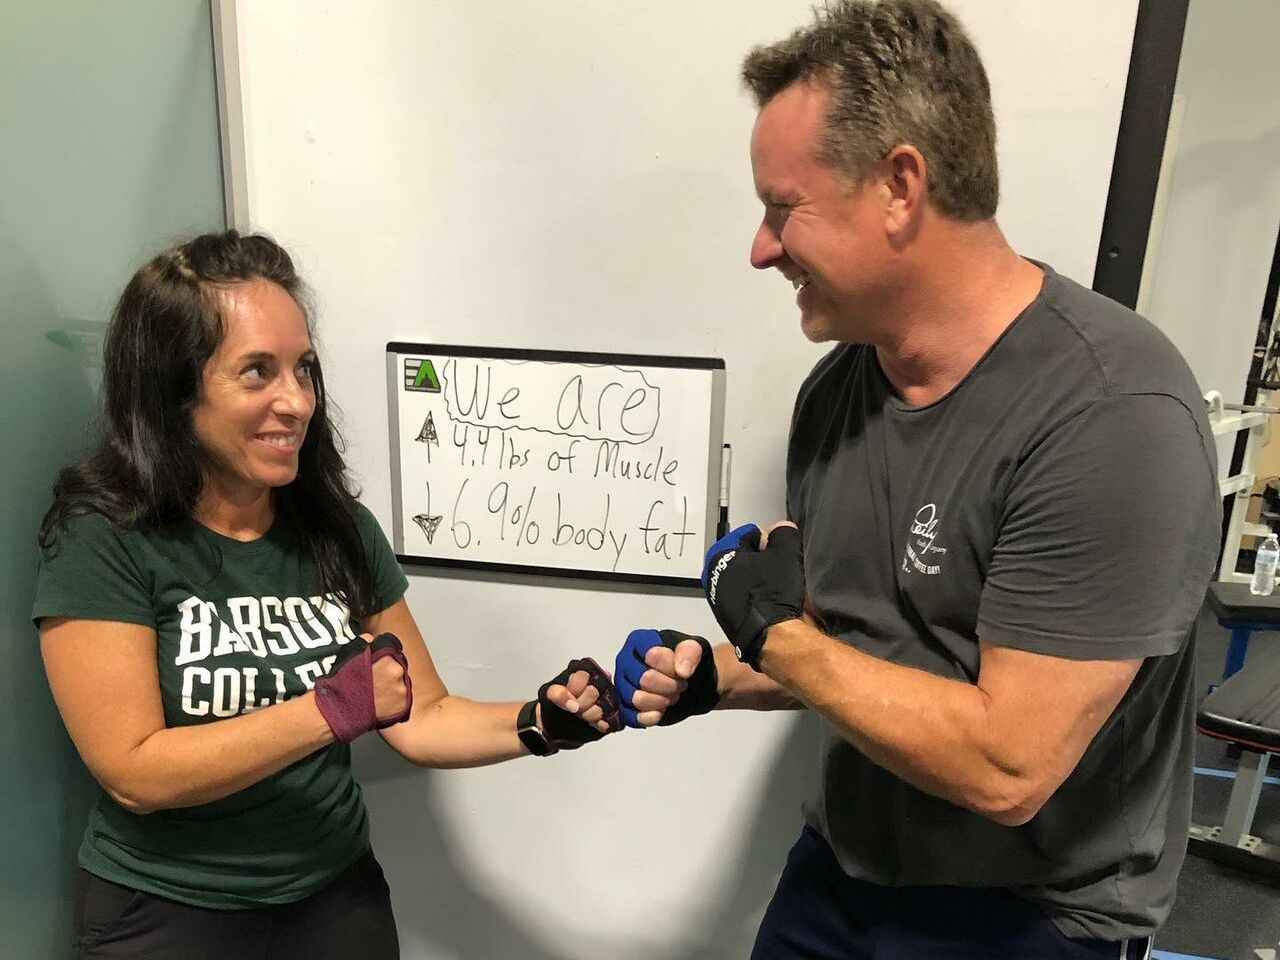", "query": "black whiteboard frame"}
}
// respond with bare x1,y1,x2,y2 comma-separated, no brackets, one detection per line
386,342,726,589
